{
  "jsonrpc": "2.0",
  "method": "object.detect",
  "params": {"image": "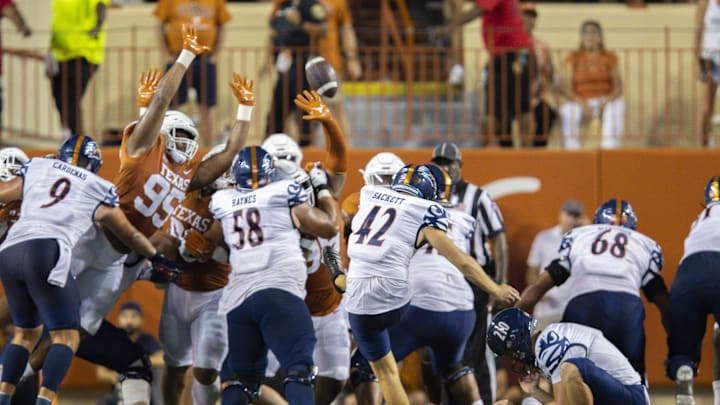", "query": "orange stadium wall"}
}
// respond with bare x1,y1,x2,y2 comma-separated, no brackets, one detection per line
8,147,720,389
